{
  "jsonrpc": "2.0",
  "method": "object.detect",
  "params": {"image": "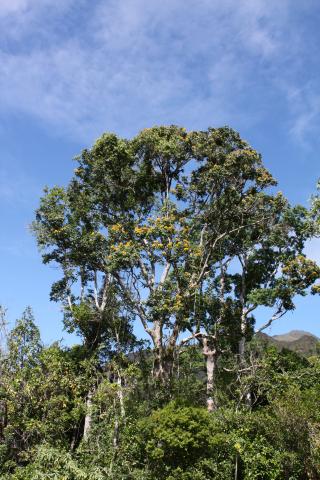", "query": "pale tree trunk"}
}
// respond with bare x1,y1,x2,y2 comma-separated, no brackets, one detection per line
238,310,252,408
109,371,126,478
237,256,253,407
152,321,165,380
83,389,93,441
206,353,217,412
117,370,125,418
203,338,218,412
238,312,246,362
238,255,248,364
